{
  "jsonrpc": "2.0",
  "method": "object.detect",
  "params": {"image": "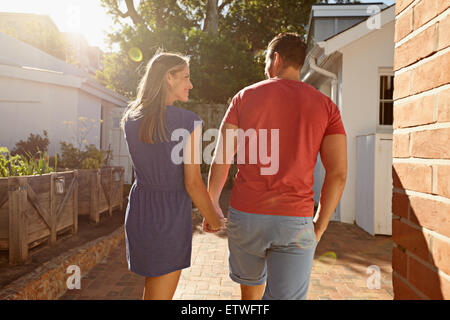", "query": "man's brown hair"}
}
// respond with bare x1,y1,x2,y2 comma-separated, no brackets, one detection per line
267,32,307,70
